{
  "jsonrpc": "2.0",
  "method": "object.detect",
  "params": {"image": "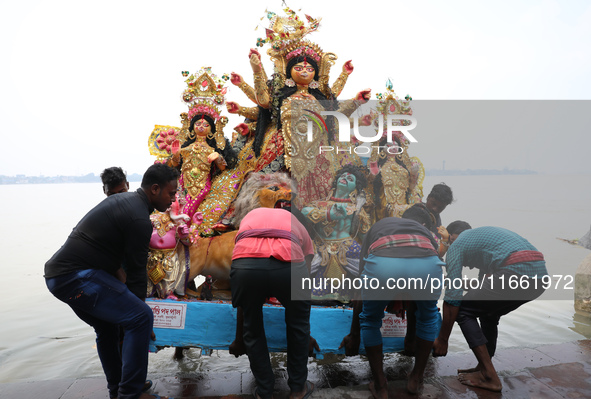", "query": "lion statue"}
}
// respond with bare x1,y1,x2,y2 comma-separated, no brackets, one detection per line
187,172,293,292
